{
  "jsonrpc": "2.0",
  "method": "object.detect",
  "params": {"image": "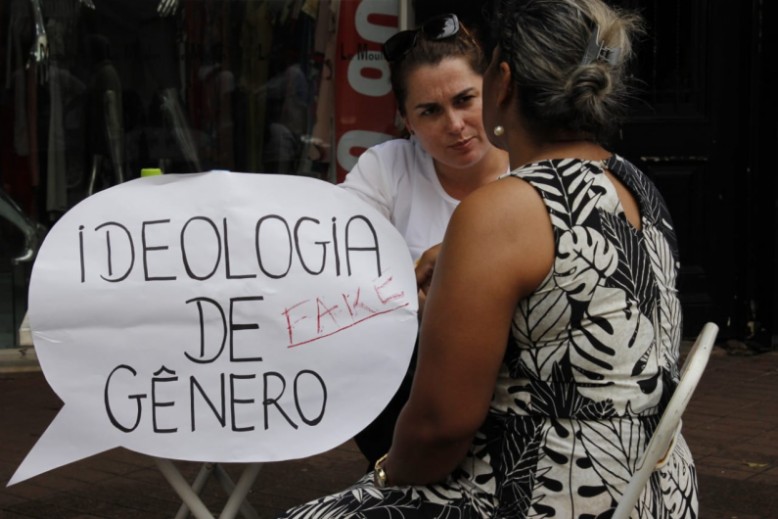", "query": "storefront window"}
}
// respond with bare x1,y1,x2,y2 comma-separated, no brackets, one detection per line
0,0,410,348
